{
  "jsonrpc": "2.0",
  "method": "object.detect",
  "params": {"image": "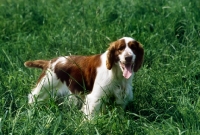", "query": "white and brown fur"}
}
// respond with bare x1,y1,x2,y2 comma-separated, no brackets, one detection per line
24,37,144,118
